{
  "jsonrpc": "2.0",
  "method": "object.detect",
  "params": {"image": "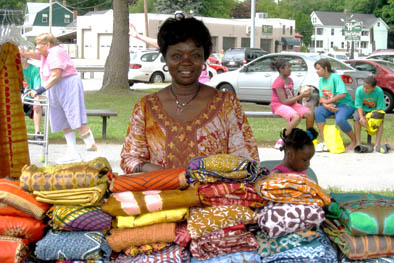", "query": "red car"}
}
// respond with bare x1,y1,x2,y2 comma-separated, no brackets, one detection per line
208,55,228,74
345,59,394,112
